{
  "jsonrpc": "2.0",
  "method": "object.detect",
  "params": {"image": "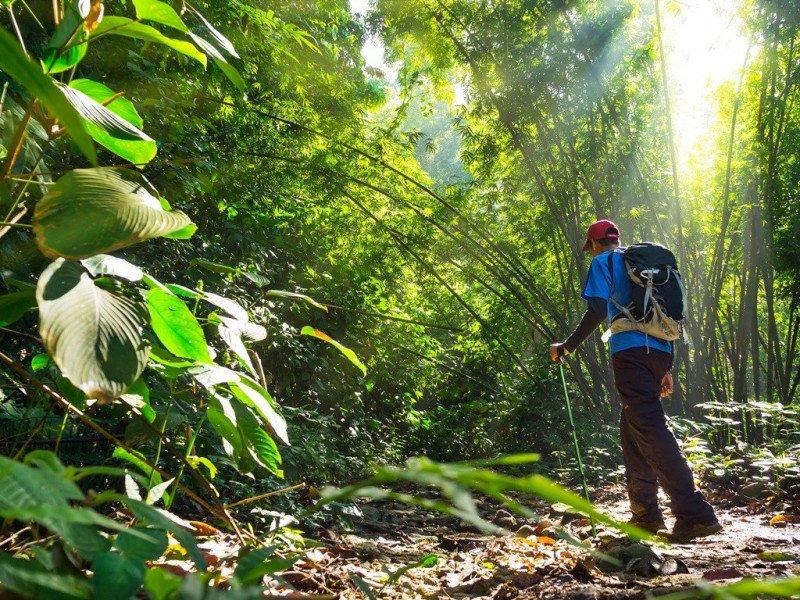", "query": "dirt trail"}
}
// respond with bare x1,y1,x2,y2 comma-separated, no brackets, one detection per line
289,485,800,599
